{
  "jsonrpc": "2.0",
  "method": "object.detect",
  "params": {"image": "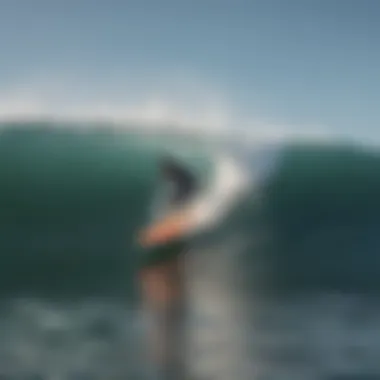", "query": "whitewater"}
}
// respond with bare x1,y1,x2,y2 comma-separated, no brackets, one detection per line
1,116,380,379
